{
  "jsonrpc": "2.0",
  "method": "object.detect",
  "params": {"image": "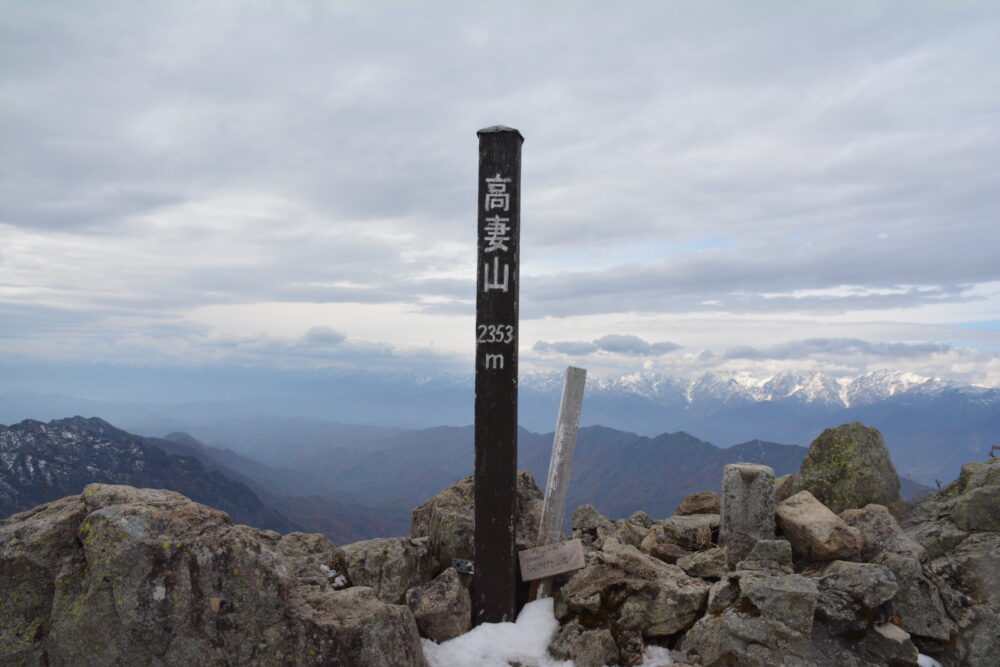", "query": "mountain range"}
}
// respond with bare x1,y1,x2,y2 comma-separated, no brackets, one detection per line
2,414,932,543
3,367,997,490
